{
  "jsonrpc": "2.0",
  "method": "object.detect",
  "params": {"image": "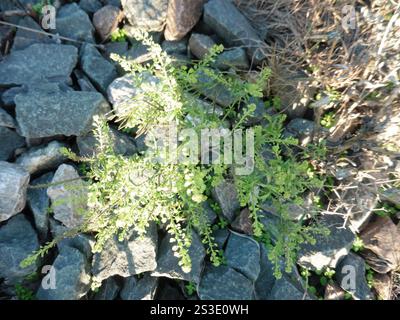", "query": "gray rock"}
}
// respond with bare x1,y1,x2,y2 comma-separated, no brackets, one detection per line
0,214,40,285
125,41,153,64
105,0,122,7
93,5,123,41
27,172,53,238
80,43,118,94
93,277,120,300
0,127,25,161
120,274,158,300
268,274,311,300
47,164,87,229
121,0,169,32
0,108,16,128
1,87,23,107
255,245,276,299
214,47,249,71
77,126,137,157
123,24,163,44
79,0,103,14
188,33,216,59
162,40,188,55
337,253,374,300
0,162,30,222
55,3,94,43
211,180,240,222
224,232,260,281
0,44,78,86
231,208,253,235
15,83,110,139
152,231,205,284
12,16,55,52
297,214,355,271
198,265,253,300
203,0,266,65
382,188,400,206
285,118,316,146
212,228,230,249
36,246,91,300
104,41,129,60
16,141,67,175
92,224,158,284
